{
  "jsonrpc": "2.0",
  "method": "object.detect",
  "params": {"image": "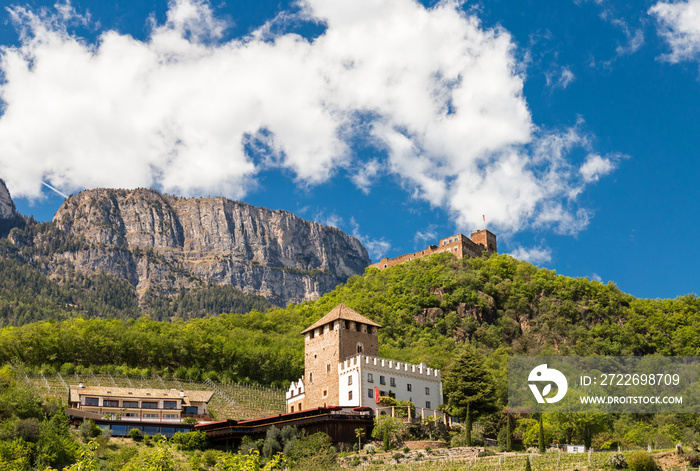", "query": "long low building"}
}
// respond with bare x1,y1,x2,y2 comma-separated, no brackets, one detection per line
68,384,213,423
